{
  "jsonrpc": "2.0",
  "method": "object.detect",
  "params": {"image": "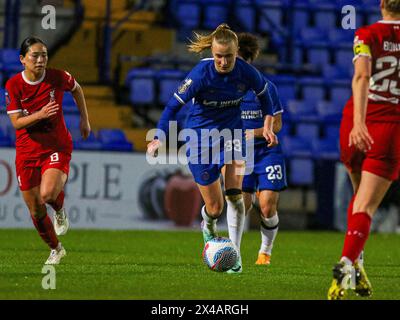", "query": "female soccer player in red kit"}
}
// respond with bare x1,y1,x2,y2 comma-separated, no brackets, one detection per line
5,37,91,265
328,0,400,299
